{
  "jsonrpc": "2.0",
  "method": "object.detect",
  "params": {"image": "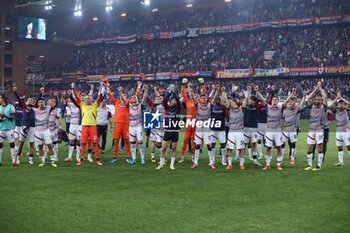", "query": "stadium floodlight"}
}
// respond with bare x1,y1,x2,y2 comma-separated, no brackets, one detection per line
186,4,193,8
44,0,53,10
93,17,98,21
121,12,127,17
105,5,113,11
141,0,150,6
74,10,82,16
152,8,158,12
225,0,232,2
45,4,53,10
74,0,82,16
